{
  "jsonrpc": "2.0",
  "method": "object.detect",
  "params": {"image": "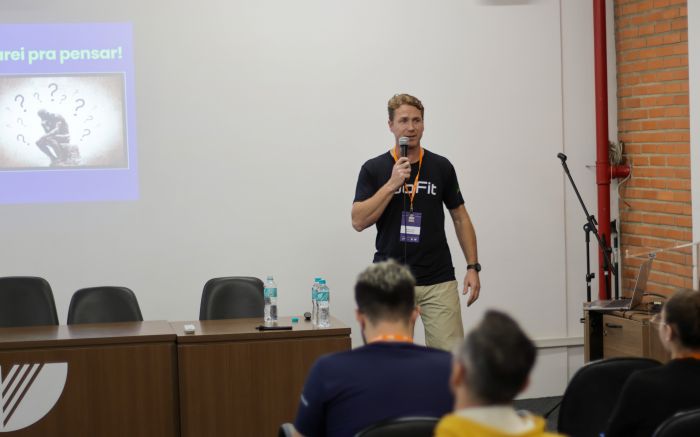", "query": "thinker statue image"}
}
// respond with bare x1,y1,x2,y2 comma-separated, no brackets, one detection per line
35,109,80,166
